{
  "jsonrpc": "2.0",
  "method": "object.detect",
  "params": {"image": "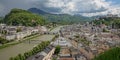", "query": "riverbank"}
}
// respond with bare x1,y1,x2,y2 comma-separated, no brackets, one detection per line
0,34,40,49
